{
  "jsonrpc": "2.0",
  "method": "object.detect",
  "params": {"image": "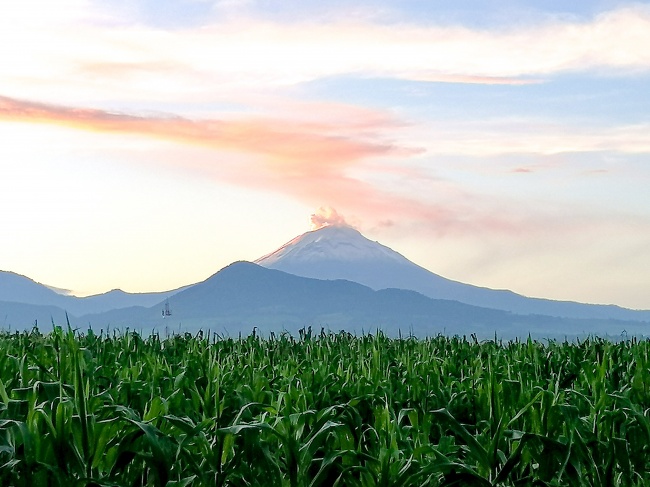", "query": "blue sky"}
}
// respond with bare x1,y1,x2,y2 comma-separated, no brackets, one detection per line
1,0,649,309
